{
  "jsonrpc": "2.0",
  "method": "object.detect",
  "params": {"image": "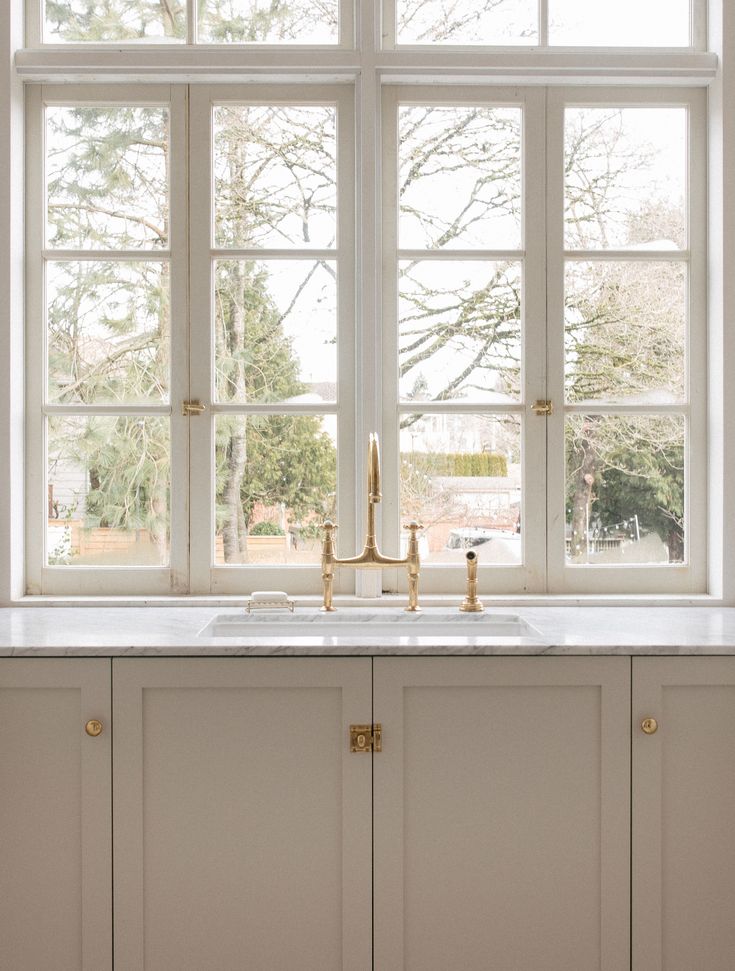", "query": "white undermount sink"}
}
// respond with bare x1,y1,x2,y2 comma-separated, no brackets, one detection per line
199,609,543,640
